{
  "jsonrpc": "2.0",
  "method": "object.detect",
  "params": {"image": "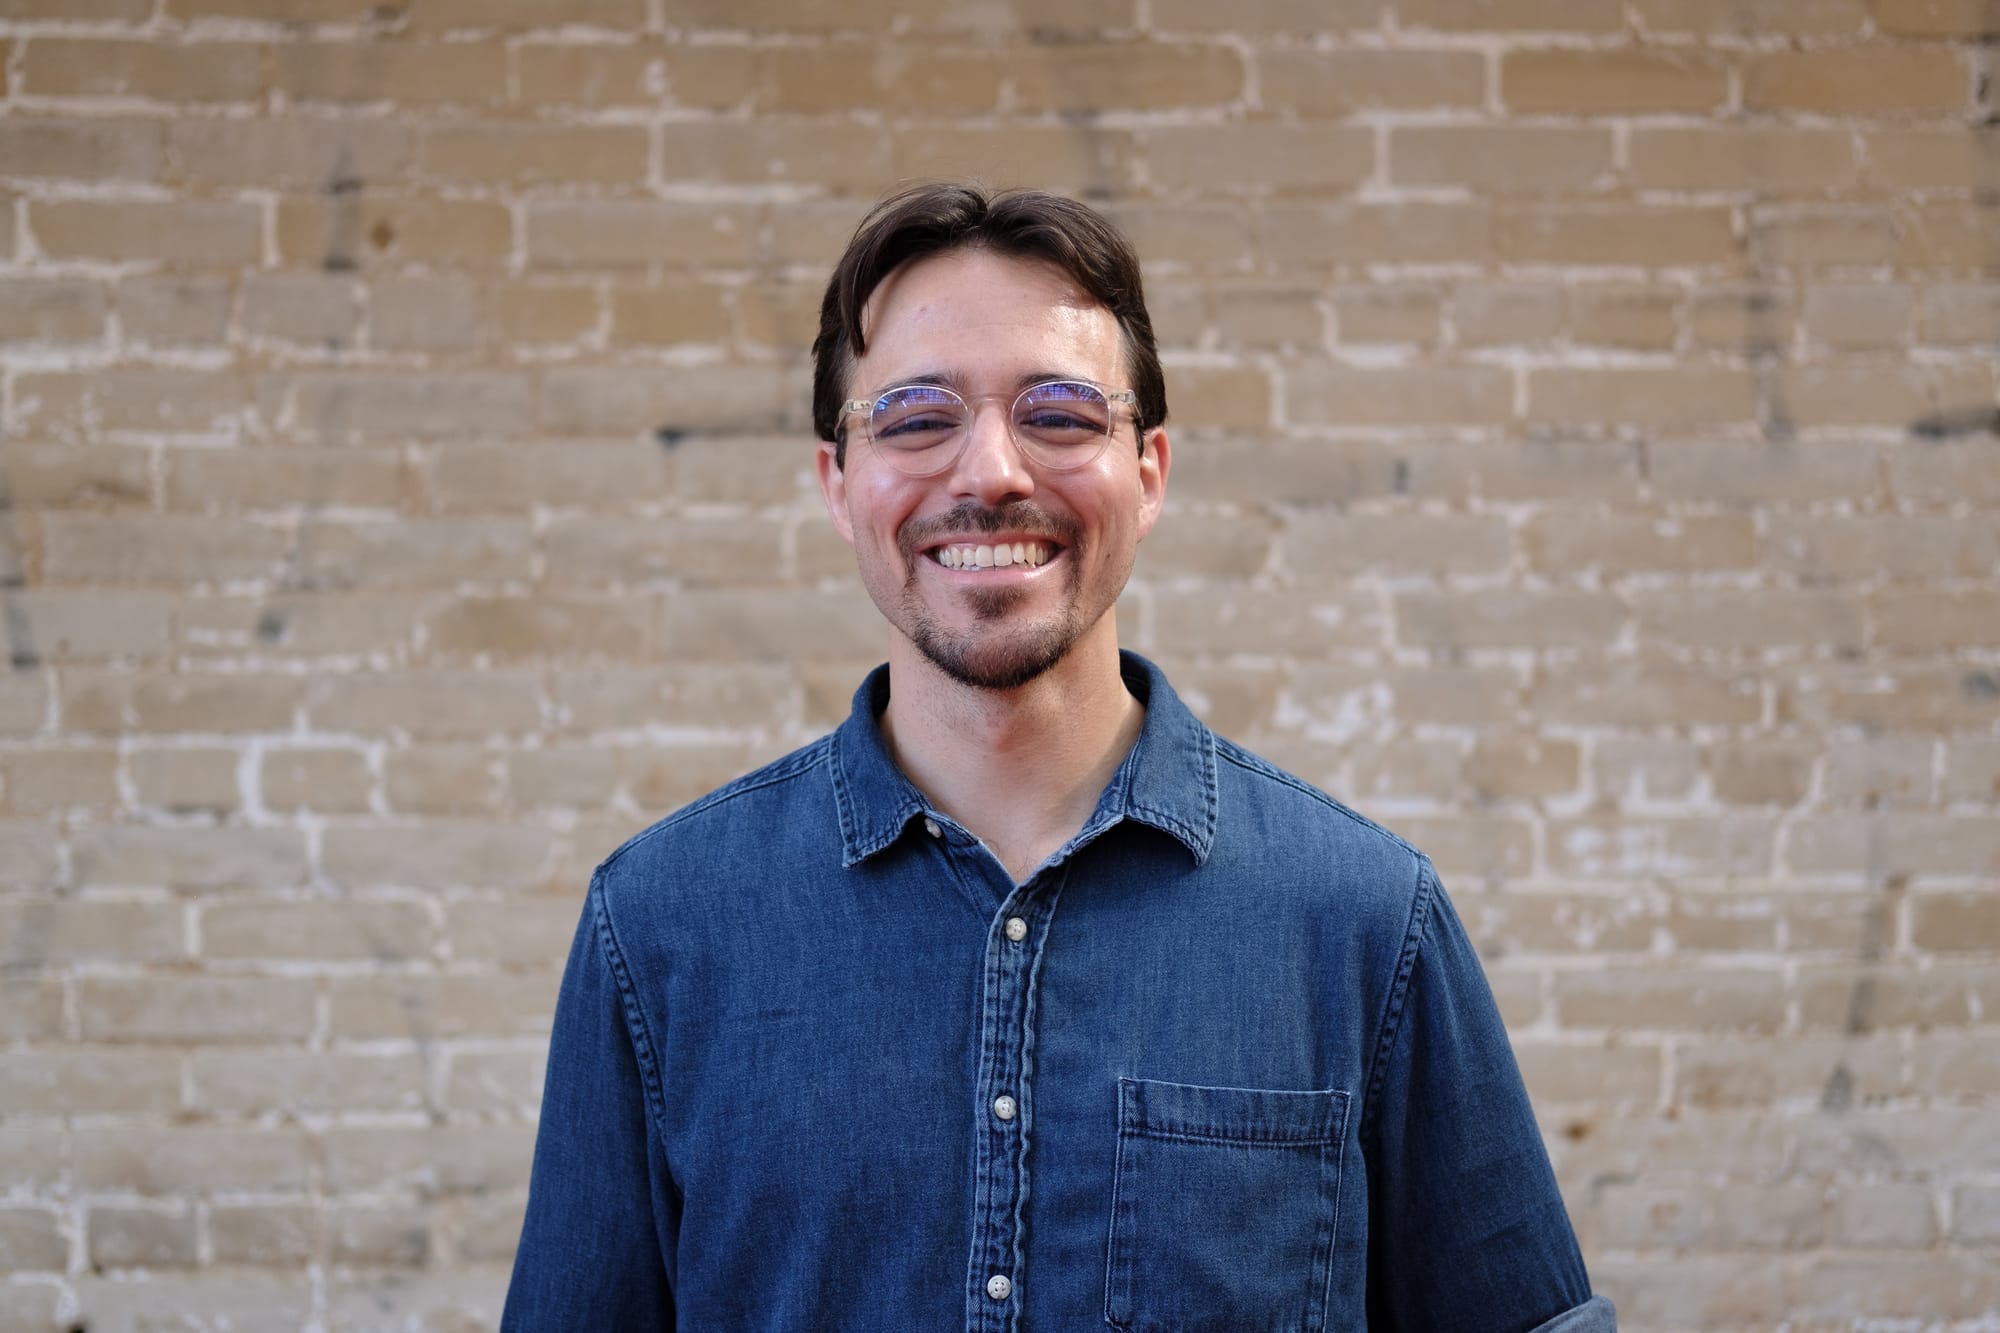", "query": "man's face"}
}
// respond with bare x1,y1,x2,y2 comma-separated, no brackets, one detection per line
816,247,1168,692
